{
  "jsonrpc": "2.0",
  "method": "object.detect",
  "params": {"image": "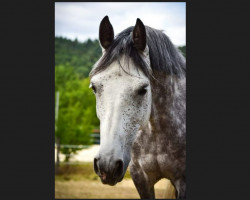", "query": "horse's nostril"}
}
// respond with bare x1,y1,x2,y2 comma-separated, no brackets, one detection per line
94,158,99,174
113,160,123,178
